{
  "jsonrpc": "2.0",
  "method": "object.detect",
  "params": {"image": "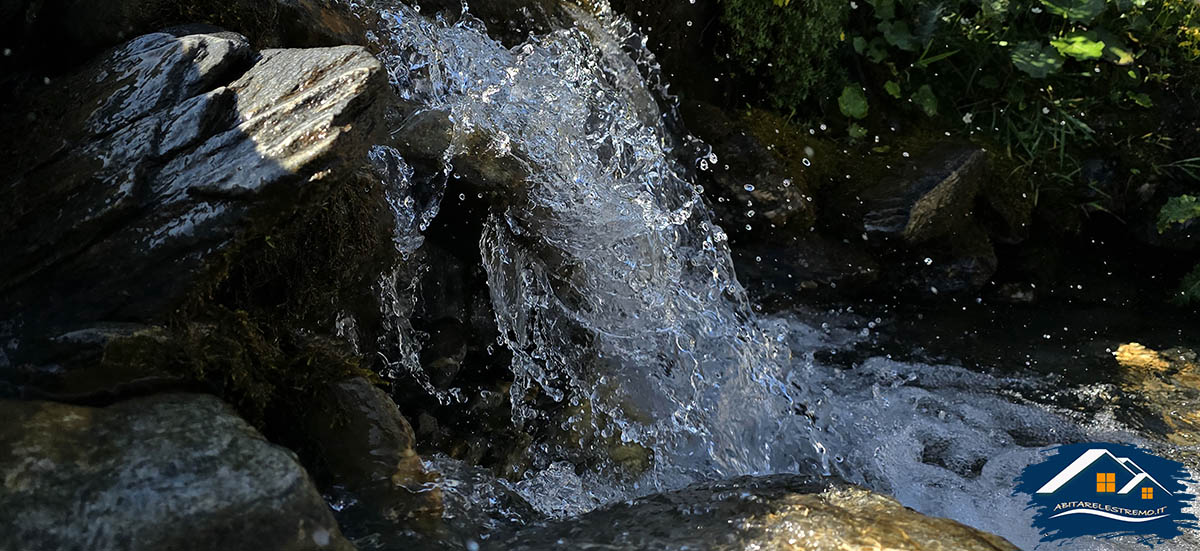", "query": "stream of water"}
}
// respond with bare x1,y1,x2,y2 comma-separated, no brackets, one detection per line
347,2,1199,549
